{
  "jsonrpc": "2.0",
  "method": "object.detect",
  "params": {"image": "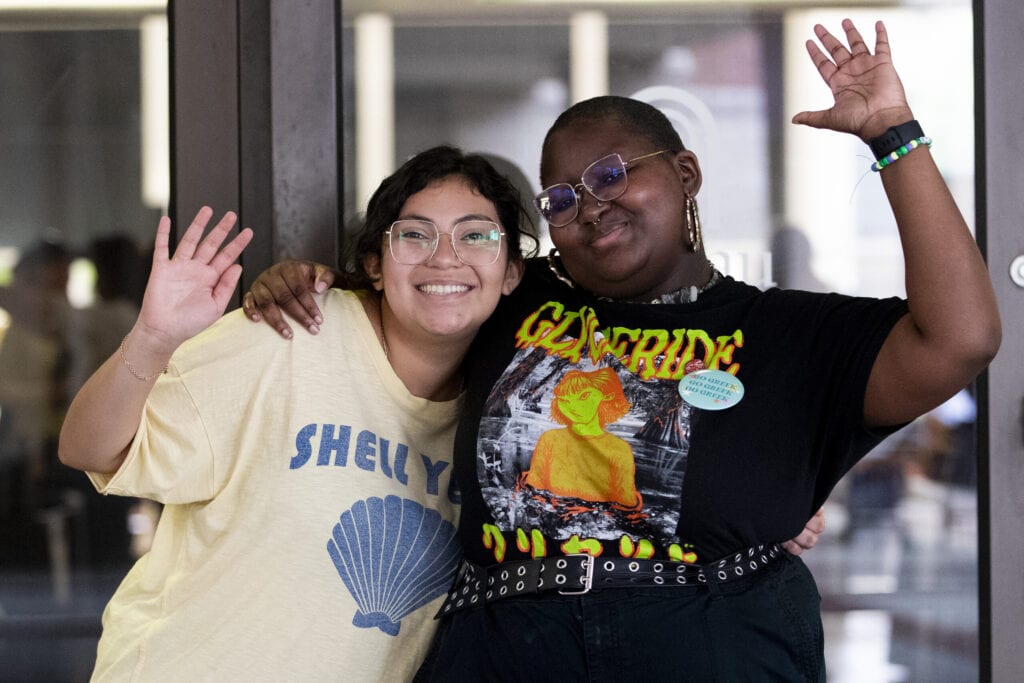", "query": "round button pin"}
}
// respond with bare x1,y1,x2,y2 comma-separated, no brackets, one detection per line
678,369,744,410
